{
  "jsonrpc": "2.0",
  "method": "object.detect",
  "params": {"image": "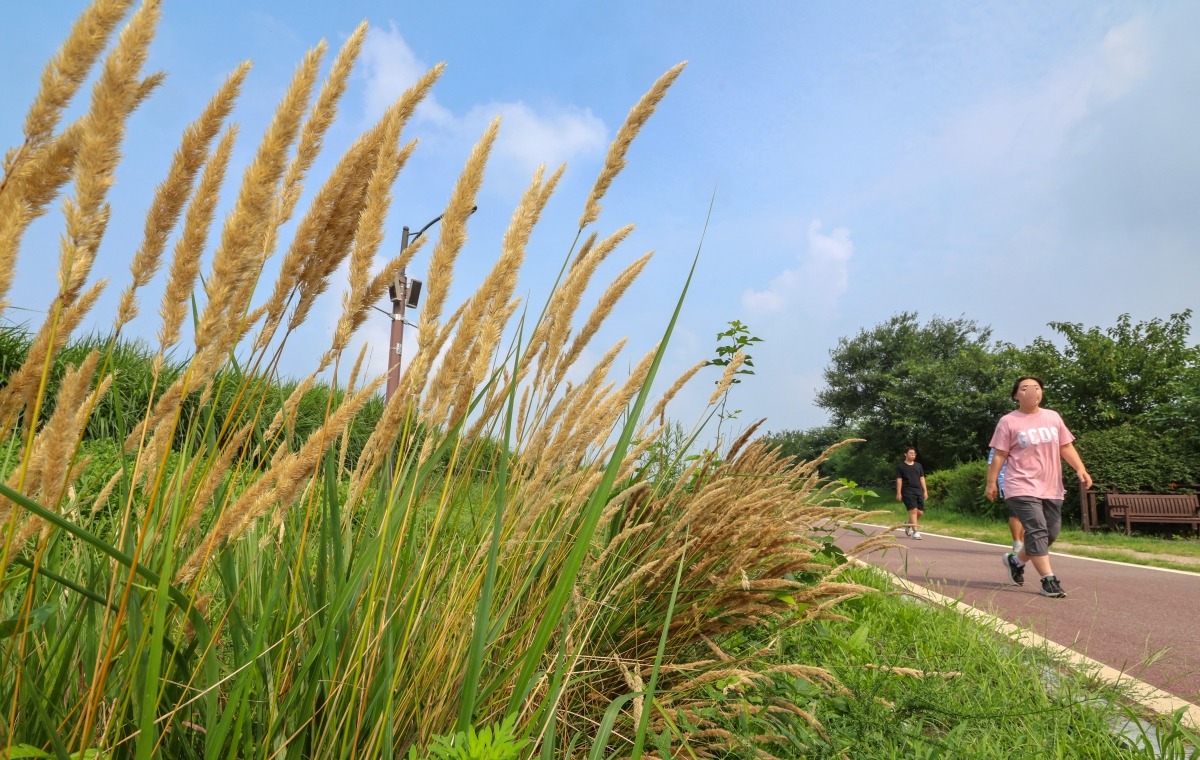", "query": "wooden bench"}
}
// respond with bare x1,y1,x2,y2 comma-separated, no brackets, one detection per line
1105,492,1200,535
